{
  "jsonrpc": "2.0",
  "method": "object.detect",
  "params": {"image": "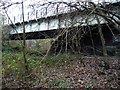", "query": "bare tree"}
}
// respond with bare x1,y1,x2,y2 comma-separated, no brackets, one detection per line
1,0,29,74
21,0,29,73
1,0,120,60
32,1,119,56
